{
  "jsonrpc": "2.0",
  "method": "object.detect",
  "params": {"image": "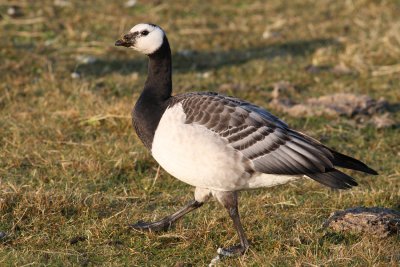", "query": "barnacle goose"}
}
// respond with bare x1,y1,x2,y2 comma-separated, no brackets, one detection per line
115,23,377,256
